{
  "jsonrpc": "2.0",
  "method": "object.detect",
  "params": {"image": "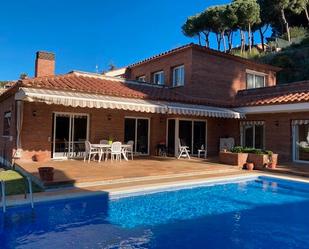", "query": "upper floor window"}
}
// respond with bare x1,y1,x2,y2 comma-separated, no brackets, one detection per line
172,65,185,87
246,70,266,89
137,75,146,82
3,111,11,136
152,71,165,85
